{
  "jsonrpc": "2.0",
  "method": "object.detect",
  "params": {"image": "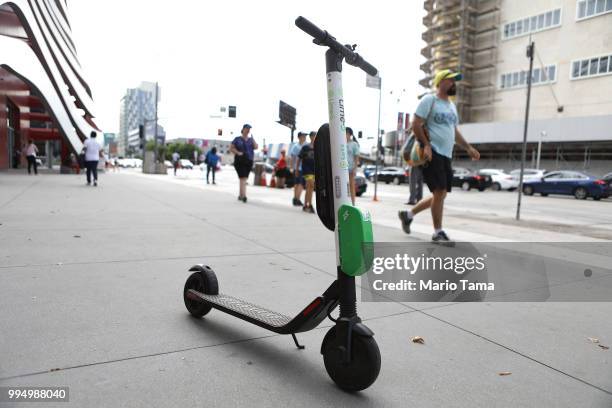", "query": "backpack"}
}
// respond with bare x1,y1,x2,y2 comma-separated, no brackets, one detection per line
402,96,436,167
